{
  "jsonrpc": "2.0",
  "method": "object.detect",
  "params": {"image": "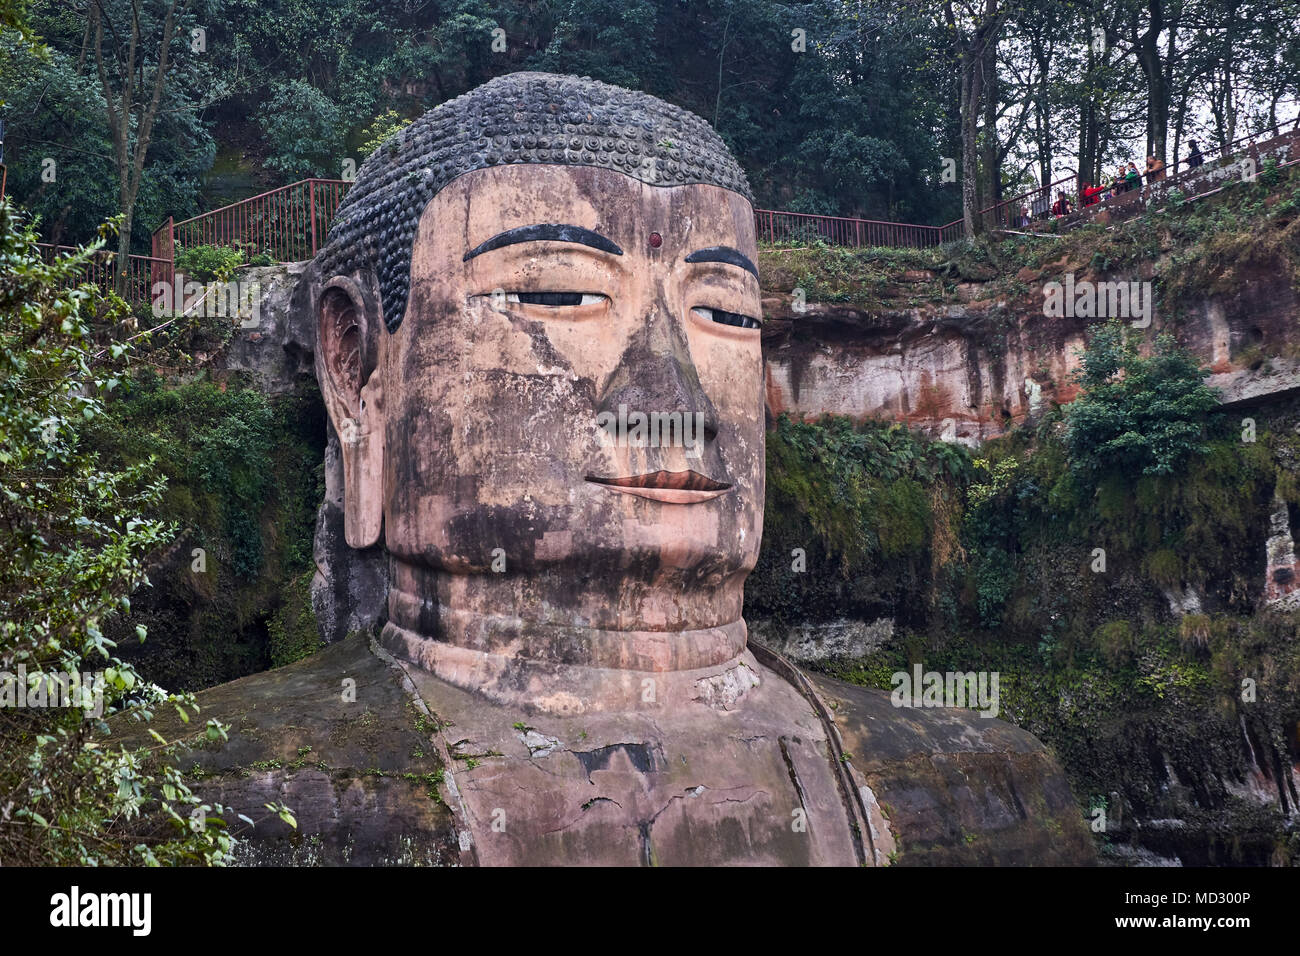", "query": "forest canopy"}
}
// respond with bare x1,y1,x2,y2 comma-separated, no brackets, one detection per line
2,0,1298,253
